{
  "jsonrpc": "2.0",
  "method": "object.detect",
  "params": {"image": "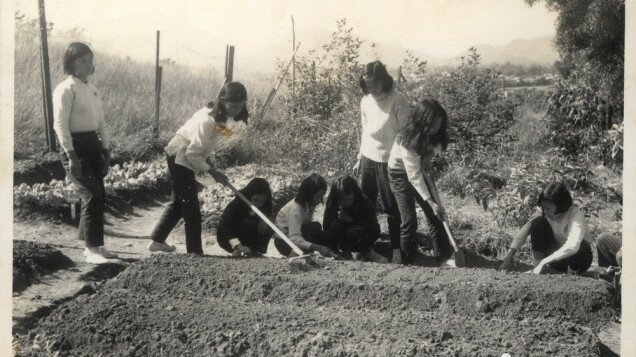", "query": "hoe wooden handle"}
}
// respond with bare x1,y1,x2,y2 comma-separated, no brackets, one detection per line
225,182,306,256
